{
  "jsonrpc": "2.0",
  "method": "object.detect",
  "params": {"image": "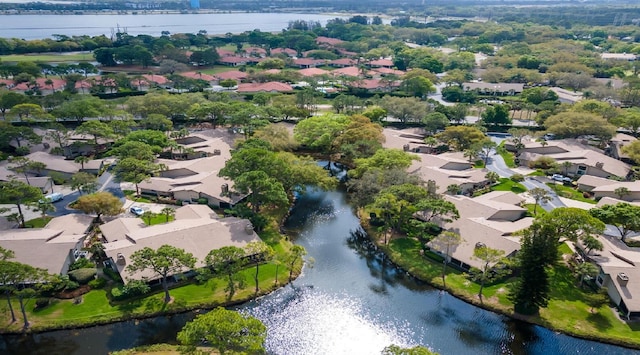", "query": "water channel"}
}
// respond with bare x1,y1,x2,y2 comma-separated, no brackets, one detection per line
1,188,638,354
